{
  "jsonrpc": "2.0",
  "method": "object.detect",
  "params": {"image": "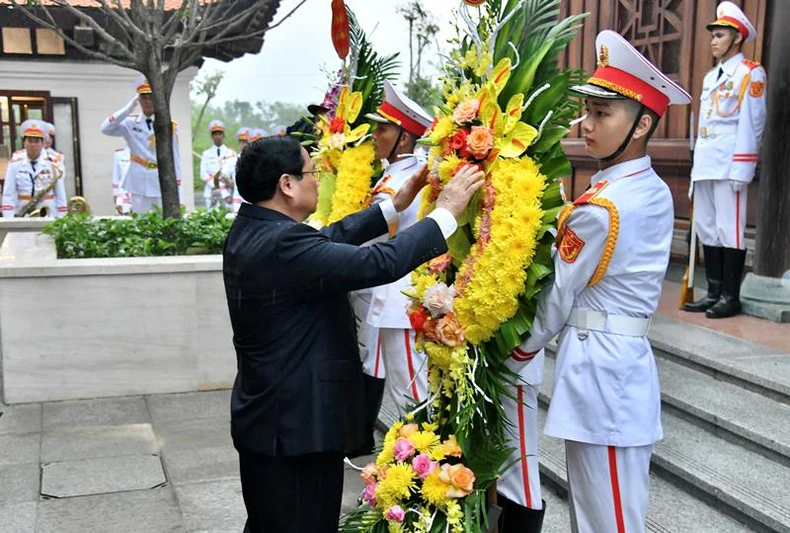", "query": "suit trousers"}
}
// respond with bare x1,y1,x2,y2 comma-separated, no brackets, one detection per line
498,383,543,510
238,451,345,533
693,180,748,249
565,440,652,533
